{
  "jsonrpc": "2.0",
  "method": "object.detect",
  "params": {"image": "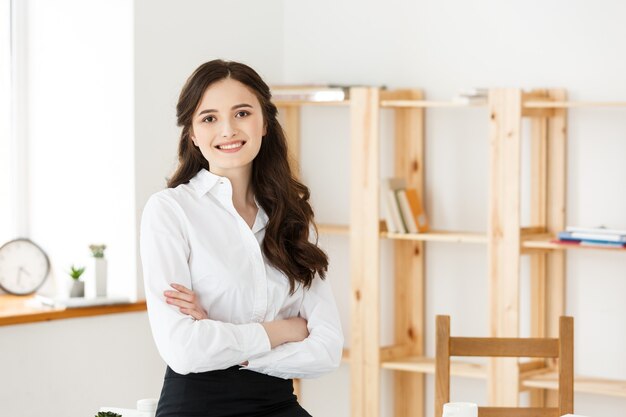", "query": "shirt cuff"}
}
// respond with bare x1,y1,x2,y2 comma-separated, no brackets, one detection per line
240,322,272,358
